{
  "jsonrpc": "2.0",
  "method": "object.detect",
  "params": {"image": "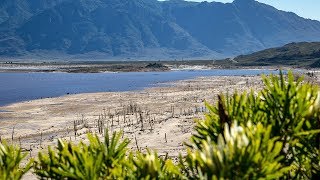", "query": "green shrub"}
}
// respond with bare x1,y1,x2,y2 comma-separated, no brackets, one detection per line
182,122,290,179
130,150,184,180
34,131,130,179
190,71,320,178
0,141,32,180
